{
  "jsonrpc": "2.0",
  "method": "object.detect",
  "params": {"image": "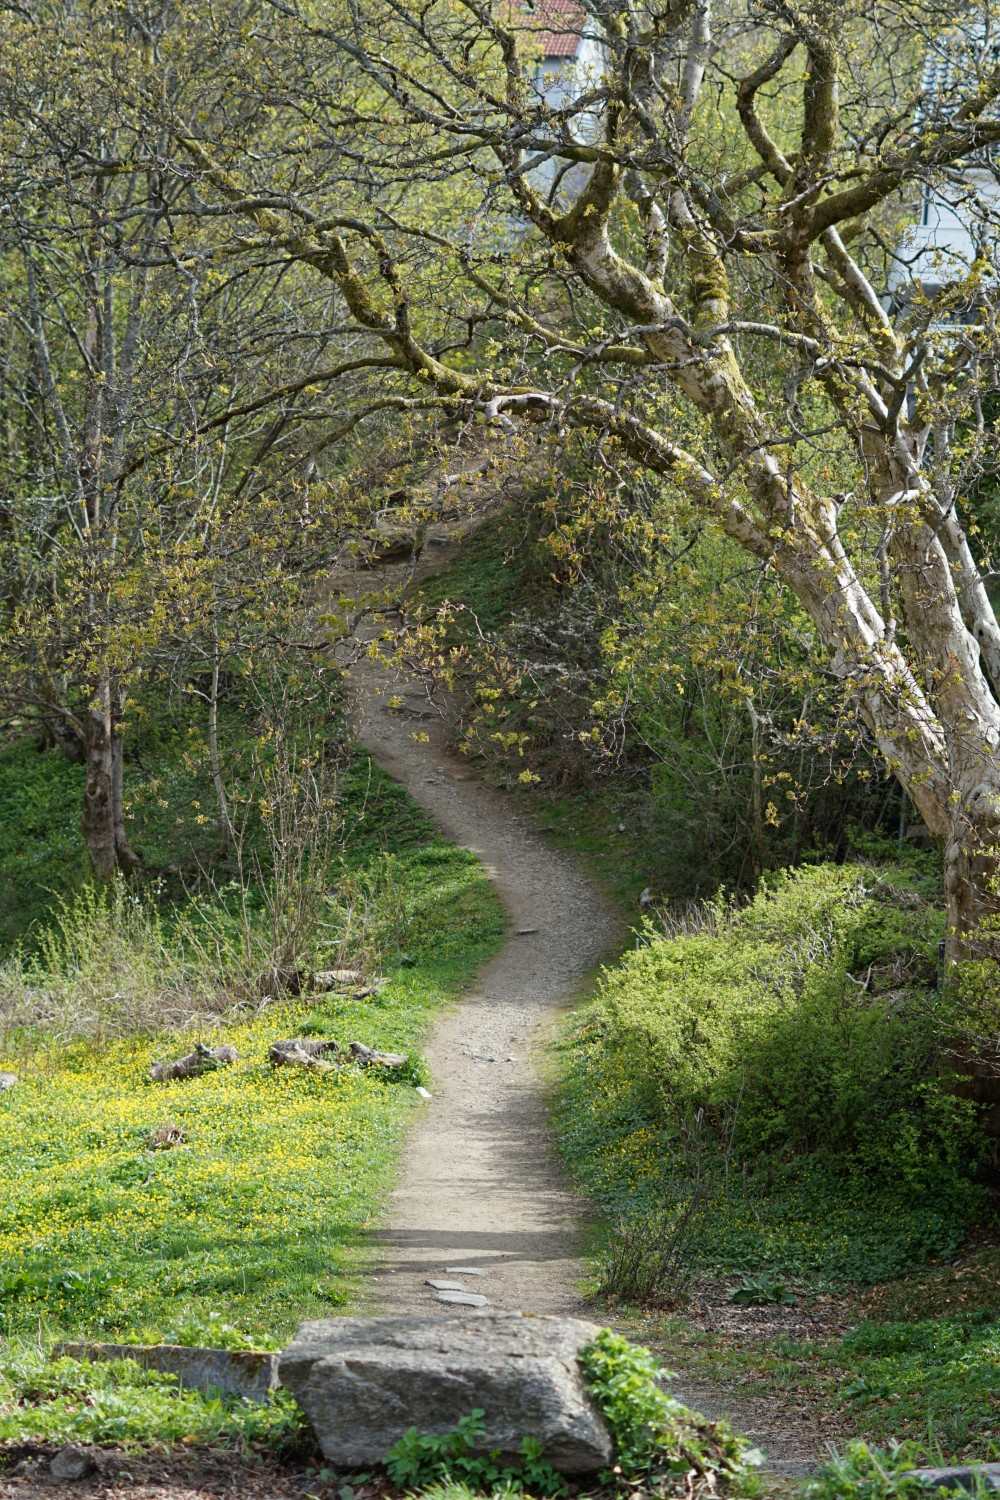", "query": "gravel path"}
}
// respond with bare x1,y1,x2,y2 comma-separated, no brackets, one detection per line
349,659,622,1317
